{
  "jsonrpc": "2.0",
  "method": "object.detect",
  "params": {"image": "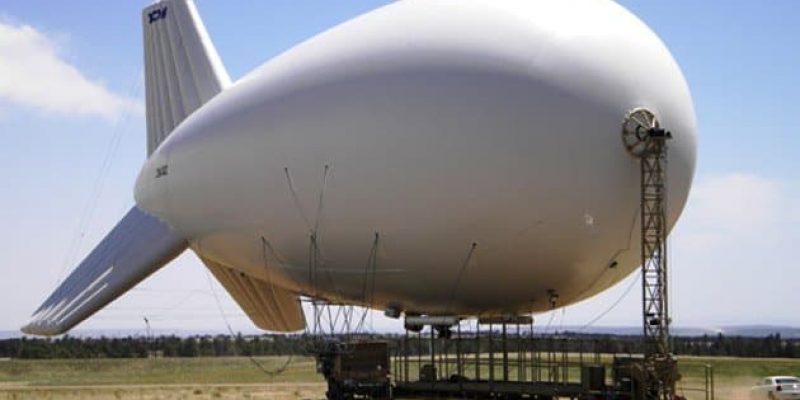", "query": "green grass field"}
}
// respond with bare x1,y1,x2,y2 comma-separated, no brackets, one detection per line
0,355,797,399
0,356,320,386
0,357,324,399
679,356,800,400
